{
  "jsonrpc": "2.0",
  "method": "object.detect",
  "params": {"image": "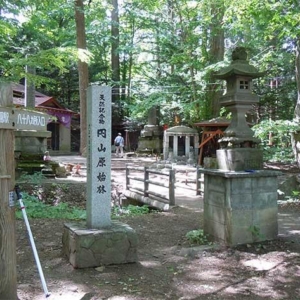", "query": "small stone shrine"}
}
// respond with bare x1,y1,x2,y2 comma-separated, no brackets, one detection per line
202,47,280,246
62,85,137,268
163,125,199,164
